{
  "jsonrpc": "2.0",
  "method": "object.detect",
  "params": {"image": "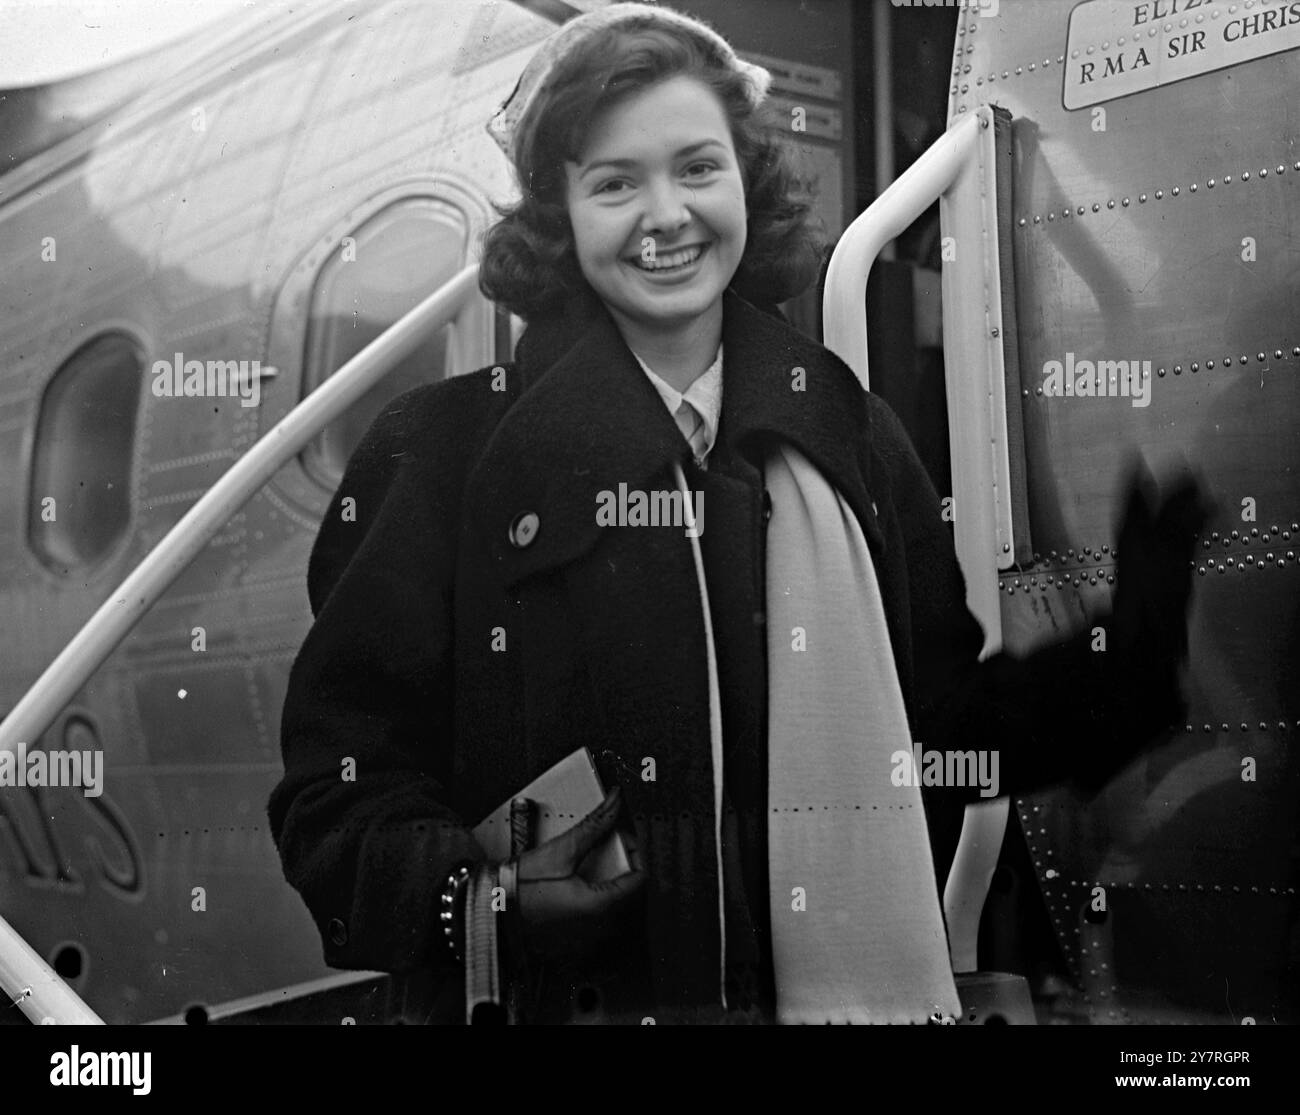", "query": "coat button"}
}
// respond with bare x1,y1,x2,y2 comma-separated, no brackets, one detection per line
327,918,348,946
508,511,540,548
